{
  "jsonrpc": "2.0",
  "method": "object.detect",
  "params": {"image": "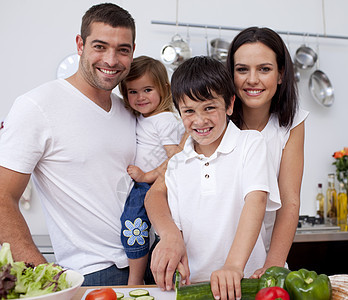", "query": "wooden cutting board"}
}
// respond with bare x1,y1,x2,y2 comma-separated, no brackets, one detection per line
81,286,175,299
